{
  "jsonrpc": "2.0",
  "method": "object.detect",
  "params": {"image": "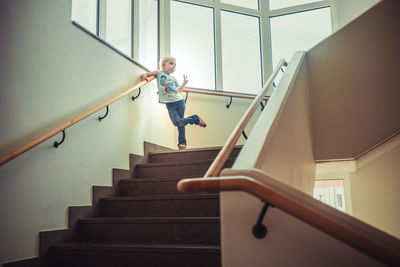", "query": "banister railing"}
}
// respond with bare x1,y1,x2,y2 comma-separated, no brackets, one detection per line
178,169,400,266
204,59,287,178
183,88,270,109
0,76,155,166
183,87,270,100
